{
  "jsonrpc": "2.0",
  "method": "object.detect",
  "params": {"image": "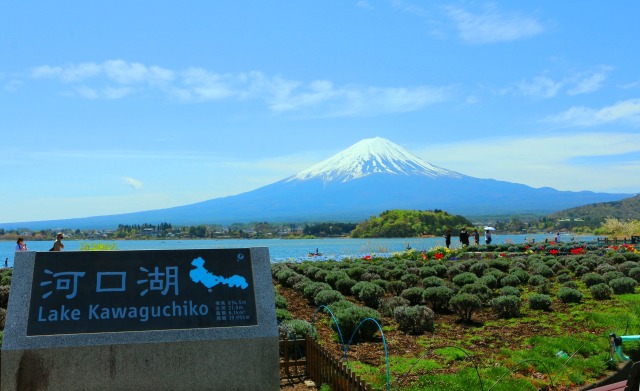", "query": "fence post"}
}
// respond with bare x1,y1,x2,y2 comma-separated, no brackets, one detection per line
304,335,378,391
